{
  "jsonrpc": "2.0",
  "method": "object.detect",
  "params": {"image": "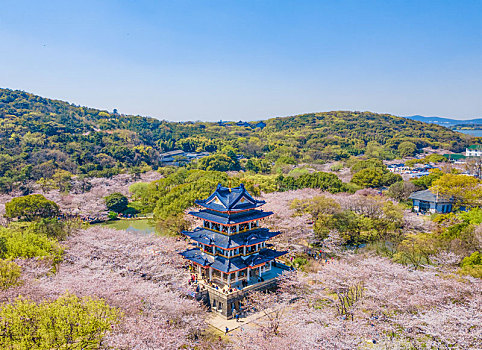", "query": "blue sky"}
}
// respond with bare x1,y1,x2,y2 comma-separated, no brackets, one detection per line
0,0,481,121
